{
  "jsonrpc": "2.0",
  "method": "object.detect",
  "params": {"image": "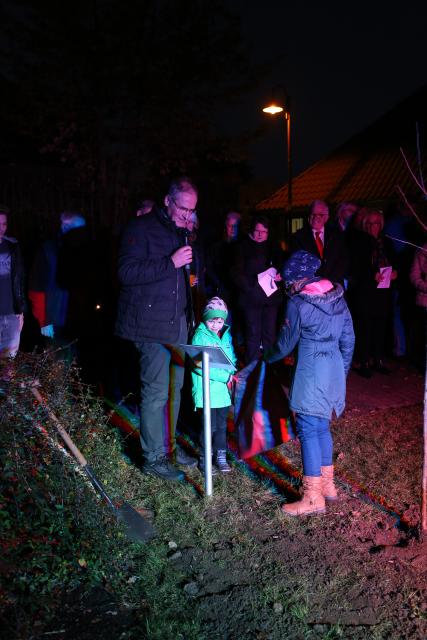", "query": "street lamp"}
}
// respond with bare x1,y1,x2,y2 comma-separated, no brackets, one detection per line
262,90,292,210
